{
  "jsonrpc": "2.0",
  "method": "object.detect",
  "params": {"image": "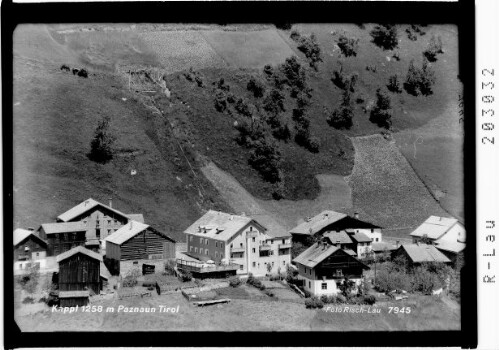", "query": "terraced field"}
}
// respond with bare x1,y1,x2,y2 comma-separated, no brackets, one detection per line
347,135,449,230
